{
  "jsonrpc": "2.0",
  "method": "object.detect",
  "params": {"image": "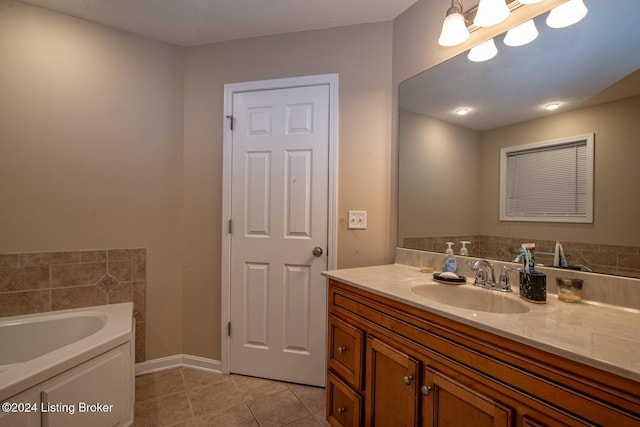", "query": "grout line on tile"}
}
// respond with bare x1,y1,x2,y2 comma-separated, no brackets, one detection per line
180,368,196,420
